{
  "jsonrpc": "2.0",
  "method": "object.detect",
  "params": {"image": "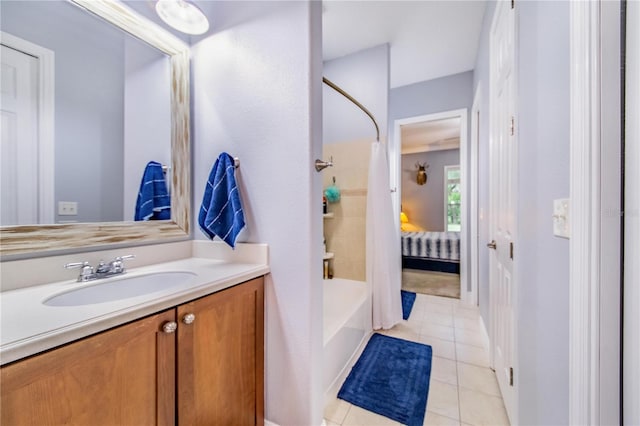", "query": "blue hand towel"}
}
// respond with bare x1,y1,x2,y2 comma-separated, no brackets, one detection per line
134,161,171,221
199,153,245,248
